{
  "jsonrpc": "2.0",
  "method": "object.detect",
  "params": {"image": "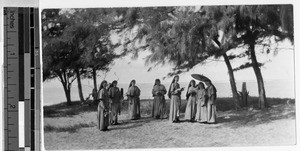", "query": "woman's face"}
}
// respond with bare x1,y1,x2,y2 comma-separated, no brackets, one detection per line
156,80,160,85
191,81,195,87
175,76,179,83
103,82,108,88
198,83,204,89
113,82,117,87
131,81,136,86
